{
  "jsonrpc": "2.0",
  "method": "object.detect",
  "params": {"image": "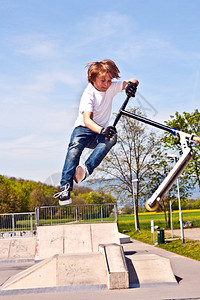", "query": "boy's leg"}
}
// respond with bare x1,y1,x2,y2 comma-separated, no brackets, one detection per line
74,133,117,182
60,126,97,189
